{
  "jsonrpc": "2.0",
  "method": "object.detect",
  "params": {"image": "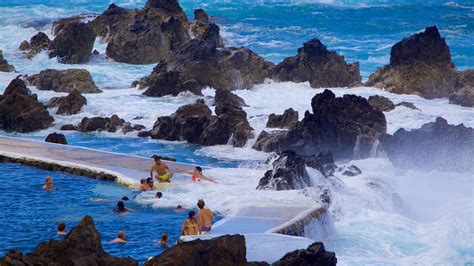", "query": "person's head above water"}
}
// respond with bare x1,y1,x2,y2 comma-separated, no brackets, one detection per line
146,177,153,183
194,166,203,175
121,196,129,201
152,155,162,163
156,192,162,199
45,176,52,183
57,223,66,232
176,205,183,210
197,199,205,209
140,179,146,184
118,230,126,240
116,201,126,212
188,210,196,219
